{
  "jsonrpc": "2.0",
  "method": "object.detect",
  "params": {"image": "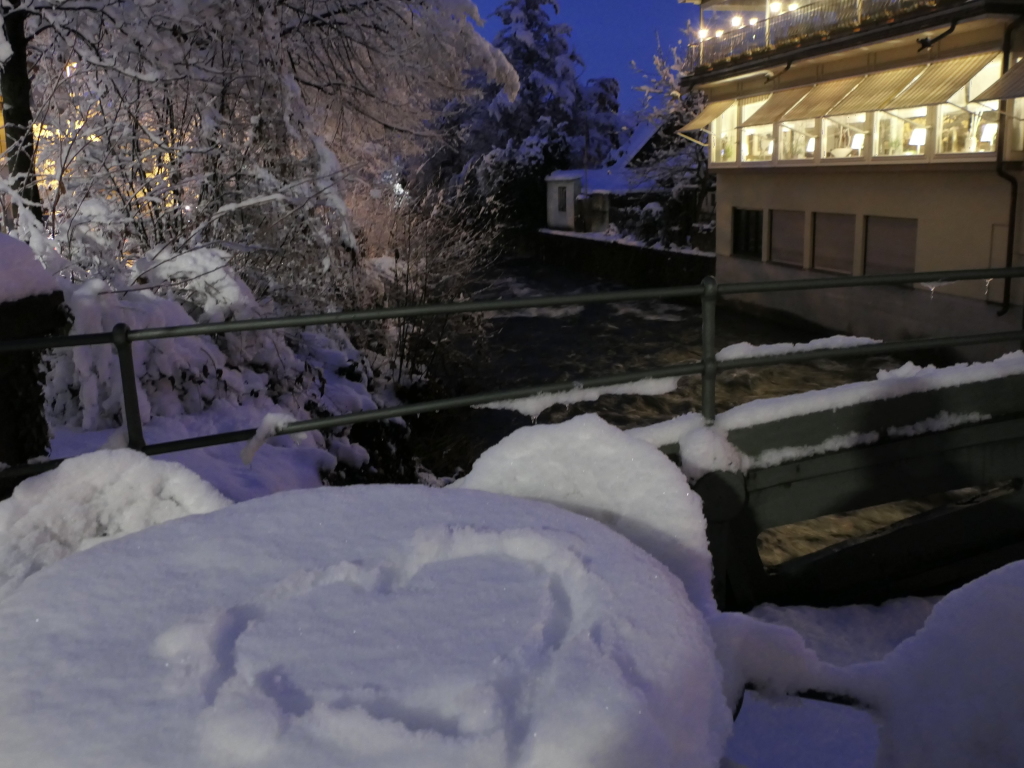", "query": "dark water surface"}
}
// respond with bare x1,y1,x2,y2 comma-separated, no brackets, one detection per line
408,259,905,479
